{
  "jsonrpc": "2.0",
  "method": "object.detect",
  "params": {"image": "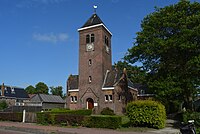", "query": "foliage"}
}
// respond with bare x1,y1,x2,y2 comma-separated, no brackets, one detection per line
0,112,22,122
50,86,63,98
0,100,8,110
125,0,200,111
83,115,122,129
114,61,146,84
25,82,49,94
48,109,92,115
101,107,115,115
181,111,200,134
36,112,87,126
35,82,49,94
126,100,166,129
25,85,36,94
